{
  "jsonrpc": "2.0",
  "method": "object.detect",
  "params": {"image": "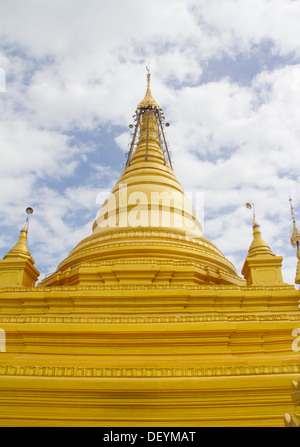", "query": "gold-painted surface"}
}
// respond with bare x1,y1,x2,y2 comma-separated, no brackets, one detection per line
0,283,299,426
40,105,243,287
242,220,284,286
284,378,300,427
295,245,300,284
0,80,299,427
0,224,39,288
137,73,161,111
